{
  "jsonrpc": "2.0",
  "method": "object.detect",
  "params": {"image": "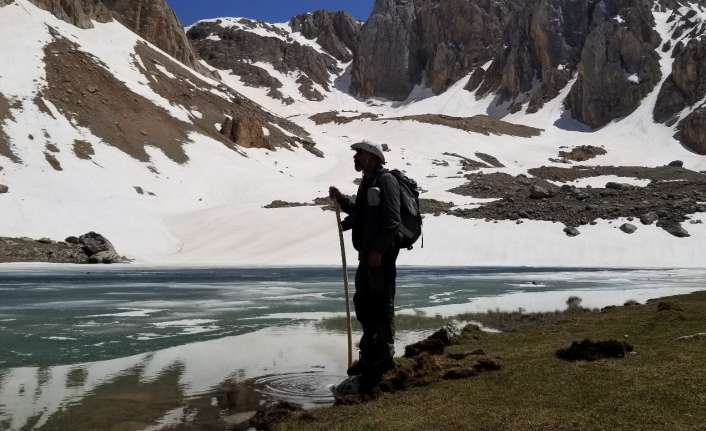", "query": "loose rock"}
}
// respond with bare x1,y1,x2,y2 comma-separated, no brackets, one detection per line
620,223,637,234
